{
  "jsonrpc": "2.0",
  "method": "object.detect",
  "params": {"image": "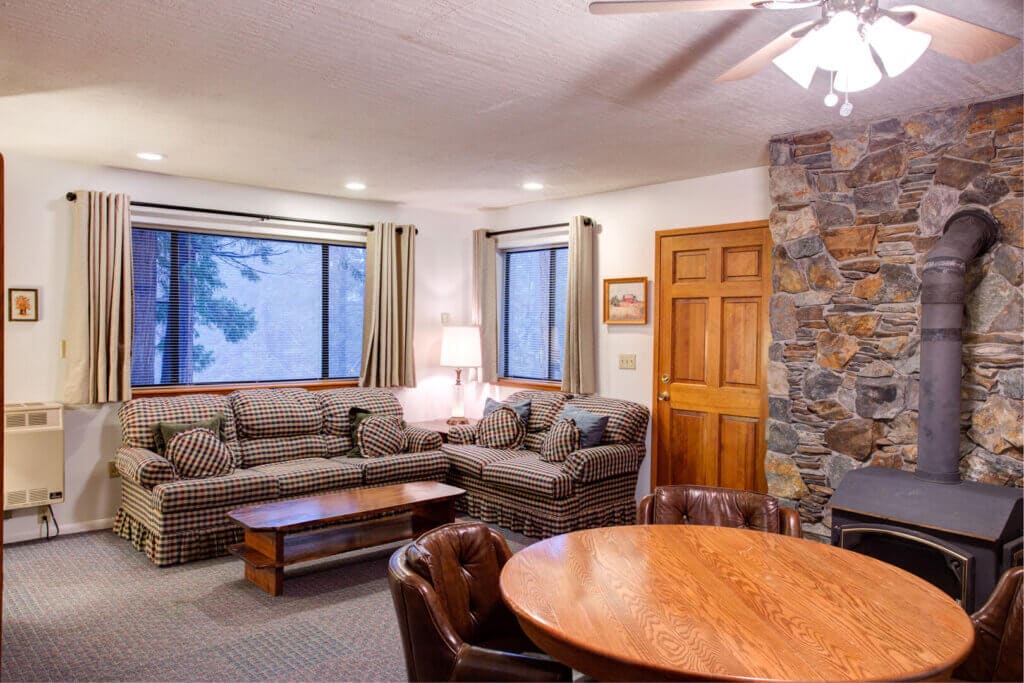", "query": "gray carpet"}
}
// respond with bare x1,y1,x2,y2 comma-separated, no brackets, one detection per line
2,519,536,682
